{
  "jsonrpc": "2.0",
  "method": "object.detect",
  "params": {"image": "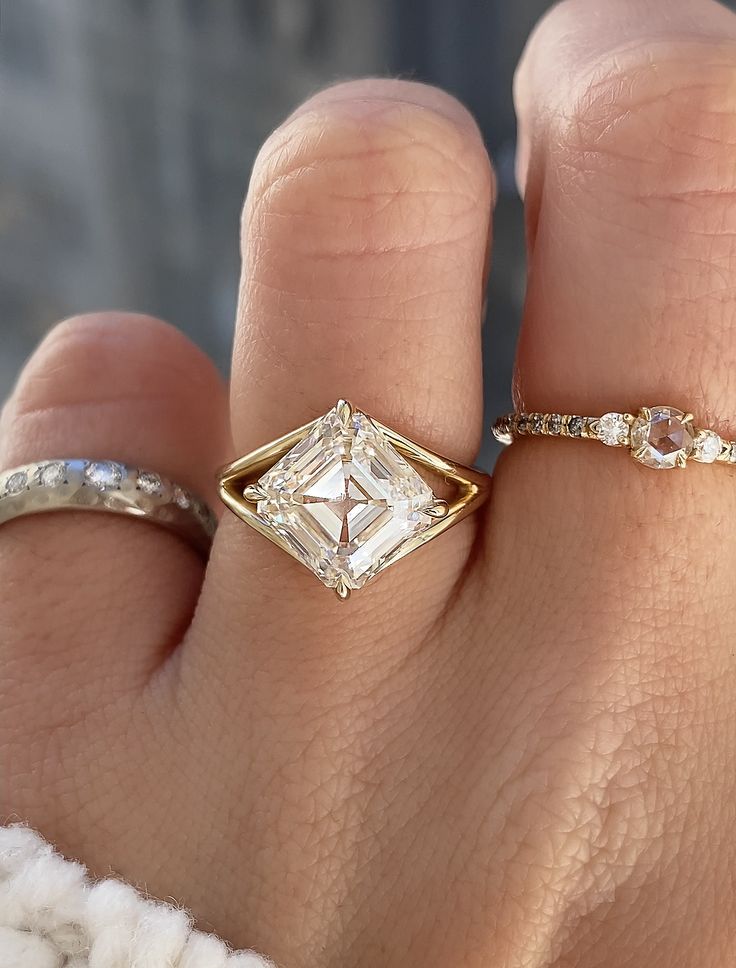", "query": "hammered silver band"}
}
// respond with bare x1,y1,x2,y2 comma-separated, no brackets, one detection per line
0,459,216,555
